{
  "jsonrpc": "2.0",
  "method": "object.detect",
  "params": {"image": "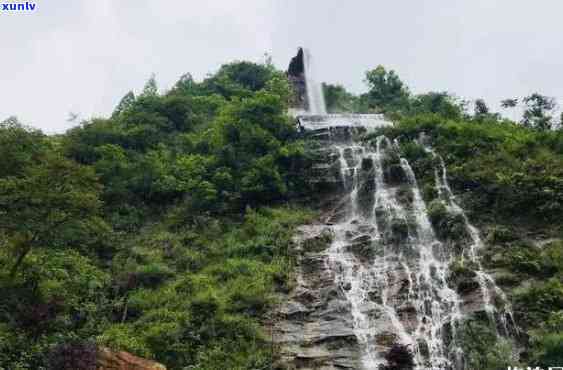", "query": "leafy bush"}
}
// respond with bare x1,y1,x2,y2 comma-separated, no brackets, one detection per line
514,278,563,327
487,226,519,244
460,320,517,370
496,240,563,278
528,311,563,367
